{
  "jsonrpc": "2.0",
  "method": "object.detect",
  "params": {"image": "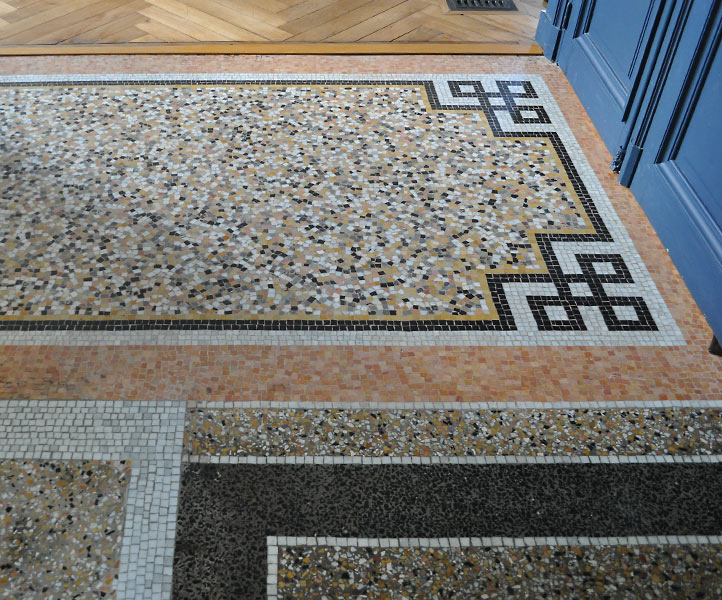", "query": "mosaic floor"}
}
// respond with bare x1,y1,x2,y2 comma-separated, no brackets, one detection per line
1,54,721,599
3,400,722,599
0,73,681,346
